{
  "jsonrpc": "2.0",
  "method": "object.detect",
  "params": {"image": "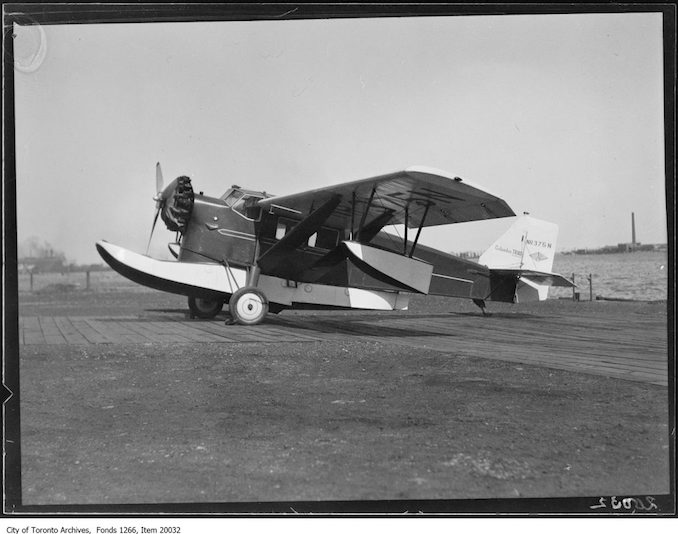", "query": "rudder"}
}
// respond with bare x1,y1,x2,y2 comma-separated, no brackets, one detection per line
478,215,567,303
478,214,559,273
